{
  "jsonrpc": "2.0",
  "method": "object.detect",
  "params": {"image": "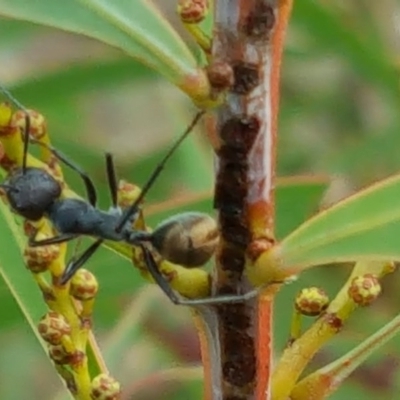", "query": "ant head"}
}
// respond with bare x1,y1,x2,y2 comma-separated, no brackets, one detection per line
150,212,219,267
3,167,61,221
